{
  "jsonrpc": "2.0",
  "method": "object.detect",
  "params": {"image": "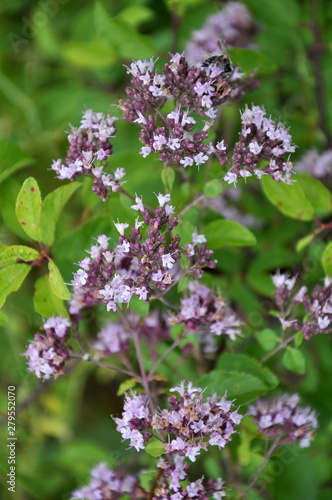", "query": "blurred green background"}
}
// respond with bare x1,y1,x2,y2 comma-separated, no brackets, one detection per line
0,0,332,499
